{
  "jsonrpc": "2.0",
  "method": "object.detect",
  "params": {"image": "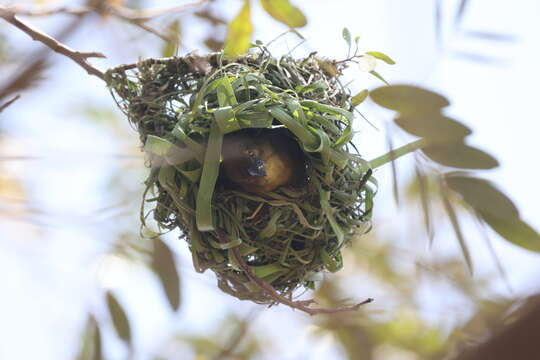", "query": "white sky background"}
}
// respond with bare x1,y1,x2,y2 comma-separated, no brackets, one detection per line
0,0,539,359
